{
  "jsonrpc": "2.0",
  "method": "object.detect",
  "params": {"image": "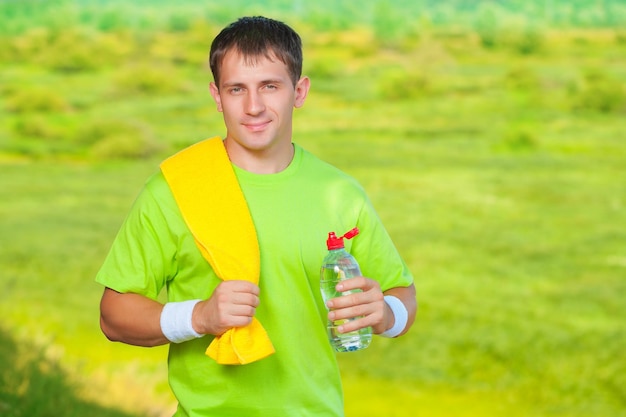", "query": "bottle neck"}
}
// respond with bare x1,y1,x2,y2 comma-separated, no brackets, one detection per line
328,247,347,252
